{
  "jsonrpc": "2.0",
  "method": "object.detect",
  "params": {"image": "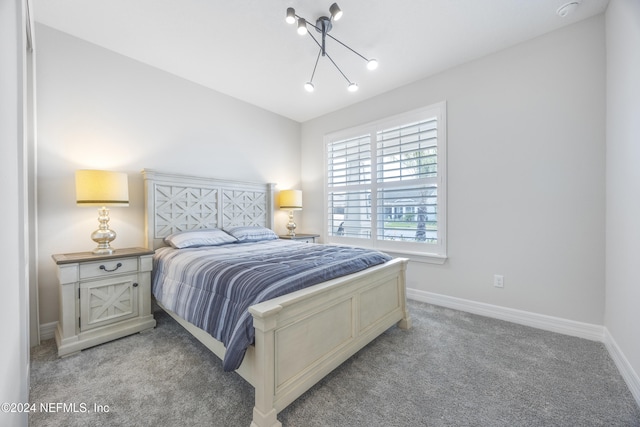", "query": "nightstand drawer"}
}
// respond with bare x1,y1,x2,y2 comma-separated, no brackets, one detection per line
79,257,138,279
279,233,319,243
294,237,315,243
